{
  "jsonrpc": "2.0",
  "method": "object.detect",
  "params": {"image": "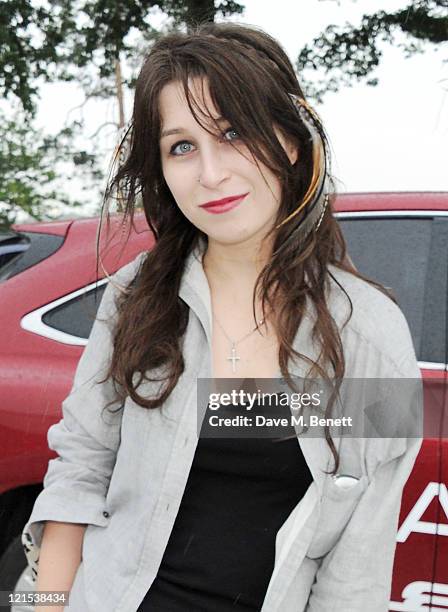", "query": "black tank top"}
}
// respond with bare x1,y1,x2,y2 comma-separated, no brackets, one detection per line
138,399,313,612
